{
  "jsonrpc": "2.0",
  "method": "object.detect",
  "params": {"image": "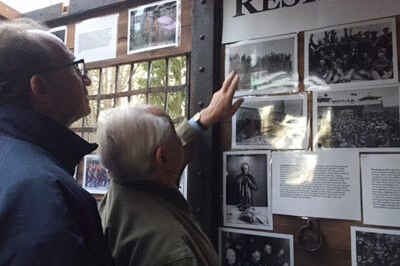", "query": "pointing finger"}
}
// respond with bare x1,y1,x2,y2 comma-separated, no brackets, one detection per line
222,71,236,93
